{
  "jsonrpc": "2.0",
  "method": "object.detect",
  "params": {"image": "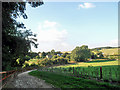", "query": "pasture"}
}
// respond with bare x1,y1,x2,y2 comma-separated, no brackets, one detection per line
55,59,118,68
51,59,120,82
99,48,119,55
29,70,120,89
